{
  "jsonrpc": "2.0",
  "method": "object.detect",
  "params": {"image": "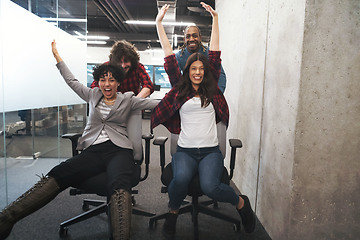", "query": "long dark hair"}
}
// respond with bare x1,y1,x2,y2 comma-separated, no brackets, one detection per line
176,53,217,107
